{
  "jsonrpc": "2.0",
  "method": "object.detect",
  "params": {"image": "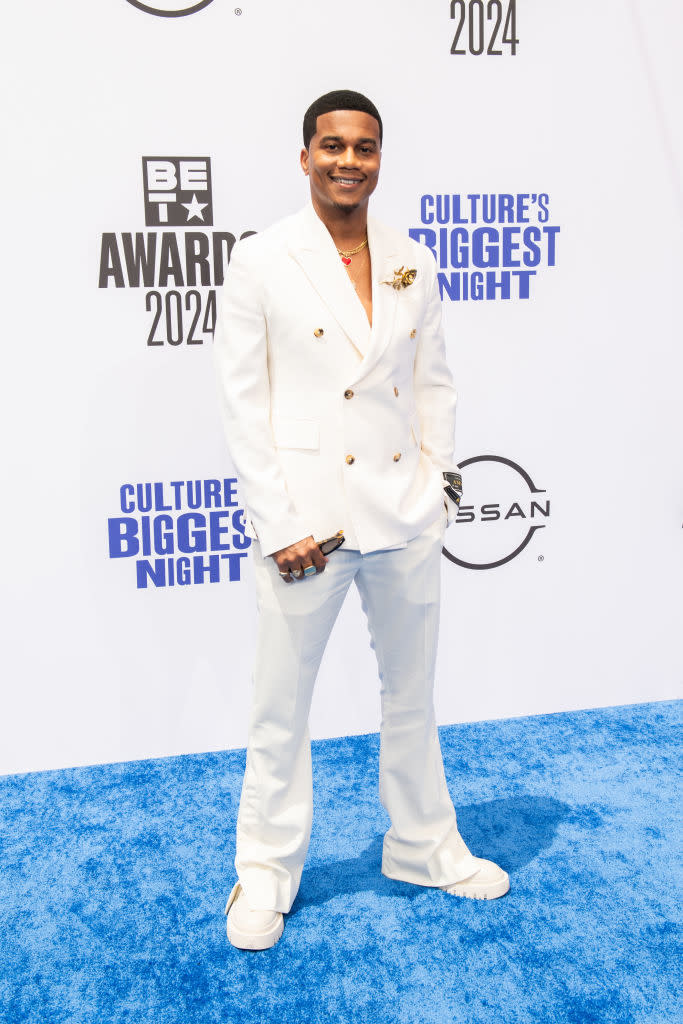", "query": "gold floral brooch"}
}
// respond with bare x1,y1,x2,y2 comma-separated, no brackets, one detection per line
383,265,418,290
